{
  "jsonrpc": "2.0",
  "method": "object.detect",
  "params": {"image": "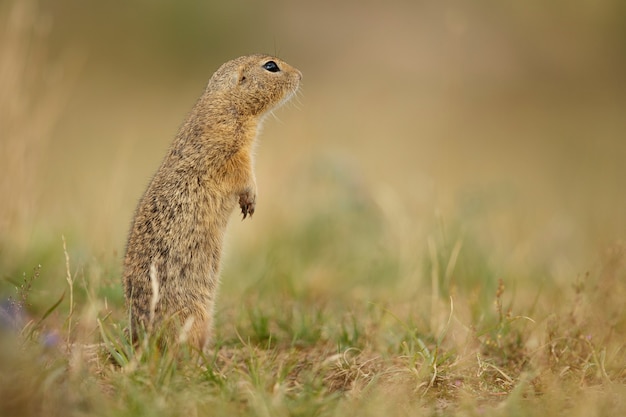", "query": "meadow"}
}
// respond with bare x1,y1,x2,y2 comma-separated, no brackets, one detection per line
1,1,625,415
